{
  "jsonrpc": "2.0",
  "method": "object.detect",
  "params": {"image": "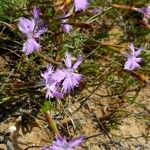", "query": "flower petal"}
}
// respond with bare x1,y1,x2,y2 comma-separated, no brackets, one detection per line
53,91,64,99
61,23,72,33
73,56,82,70
32,6,41,20
22,38,41,55
64,52,72,68
128,43,135,54
68,136,84,147
74,0,88,11
62,74,73,93
18,17,35,37
62,72,82,93
52,69,66,82
34,20,48,38
124,58,141,71
134,47,144,56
